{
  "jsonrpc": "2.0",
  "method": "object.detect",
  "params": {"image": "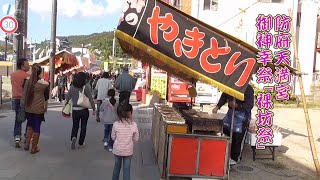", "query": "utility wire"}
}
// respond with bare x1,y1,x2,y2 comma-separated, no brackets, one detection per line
217,0,260,28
